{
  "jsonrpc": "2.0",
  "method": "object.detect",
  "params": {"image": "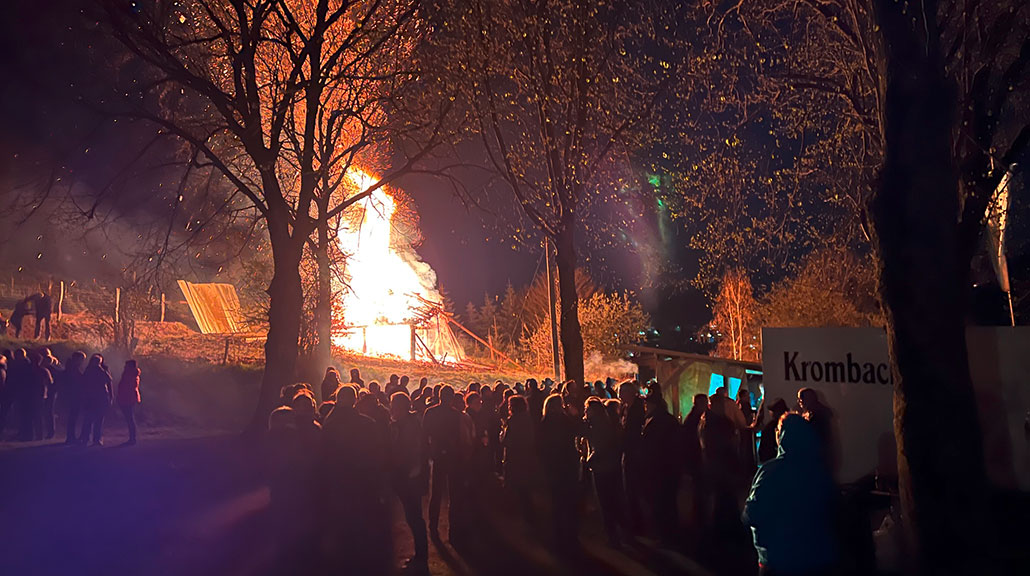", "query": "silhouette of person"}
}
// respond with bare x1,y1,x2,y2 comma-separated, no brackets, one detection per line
266,405,317,574
348,367,364,388
385,373,403,398
683,393,707,473
320,367,342,404
701,392,743,531
116,360,141,445
738,388,757,470
317,400,335,422
525,379,544,426
423,384,462,539
642,392,681,545
501,395,539,529
798,388,839,473
618,380,647,533
21,351,50,441
682,393,708,531
3,349,30,439
390,392,429,569
0,354,7,438
583,397,626,546
756,399,790,464
62,351,86,444
9,298,29,338
31,292,52,341
39,347,60,439
538,393,581,555
79,354,112,446
290,392,321,446
321,384,391,573
743,413,839,576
